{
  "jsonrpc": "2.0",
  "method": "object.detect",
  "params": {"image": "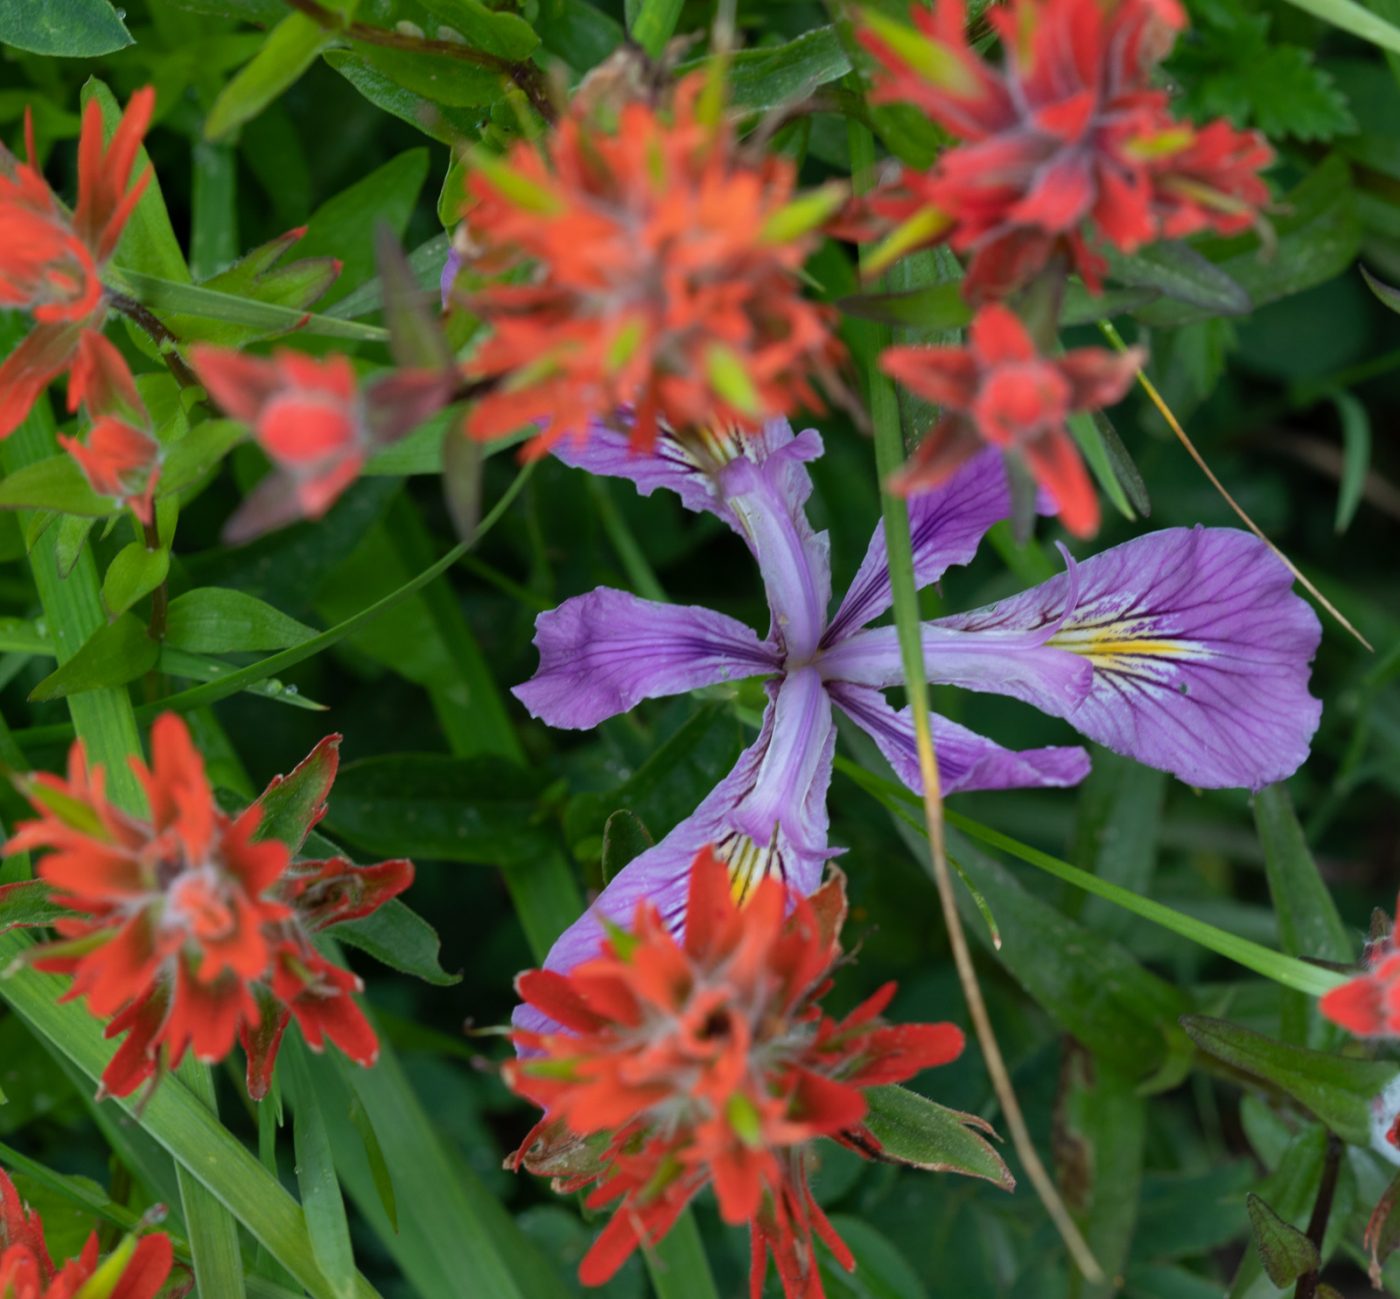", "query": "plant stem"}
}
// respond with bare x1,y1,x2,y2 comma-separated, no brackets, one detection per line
109,293,200,391
848,117,1103,1284
282,0,556,122
1295,1132,1343,1299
